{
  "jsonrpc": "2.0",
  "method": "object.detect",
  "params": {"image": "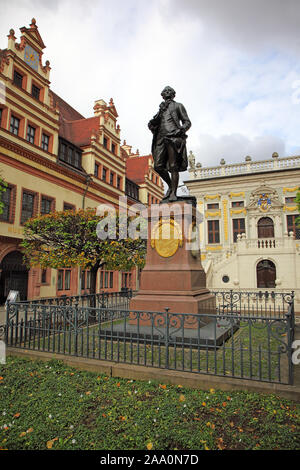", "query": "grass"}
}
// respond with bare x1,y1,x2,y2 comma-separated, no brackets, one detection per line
0,355,299,450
